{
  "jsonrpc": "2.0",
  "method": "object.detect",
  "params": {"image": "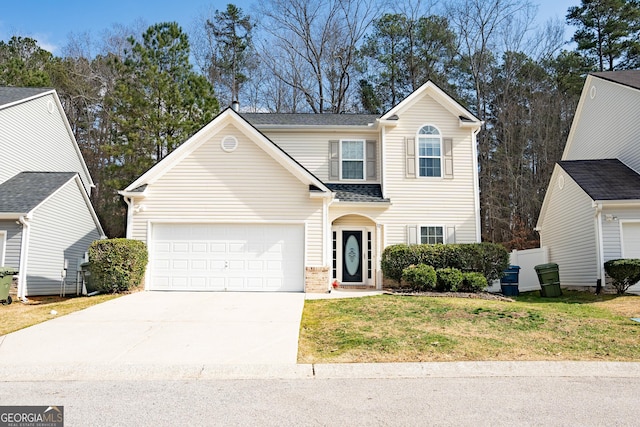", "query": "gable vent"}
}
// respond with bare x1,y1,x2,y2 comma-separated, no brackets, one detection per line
221,136,238,152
